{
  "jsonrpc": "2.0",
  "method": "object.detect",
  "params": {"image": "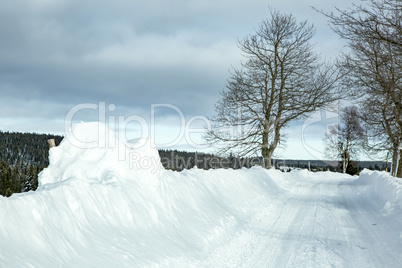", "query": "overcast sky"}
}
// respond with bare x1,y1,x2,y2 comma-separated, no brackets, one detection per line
0,0,361,160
